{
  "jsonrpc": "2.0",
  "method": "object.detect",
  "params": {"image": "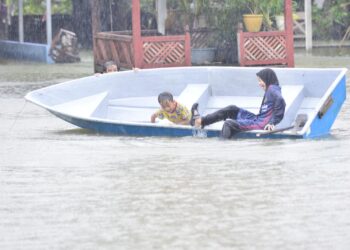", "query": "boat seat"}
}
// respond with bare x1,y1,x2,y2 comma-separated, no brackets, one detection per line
106,84,211,122
177,84,211,114
201,96,261,130
108,96,158,108
107,96,154,121
204,85,304,131
206,96,261,113
107,106,156,122
277,84,305,128
108,84,211,110
53,91,109,118
106,84,304,126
